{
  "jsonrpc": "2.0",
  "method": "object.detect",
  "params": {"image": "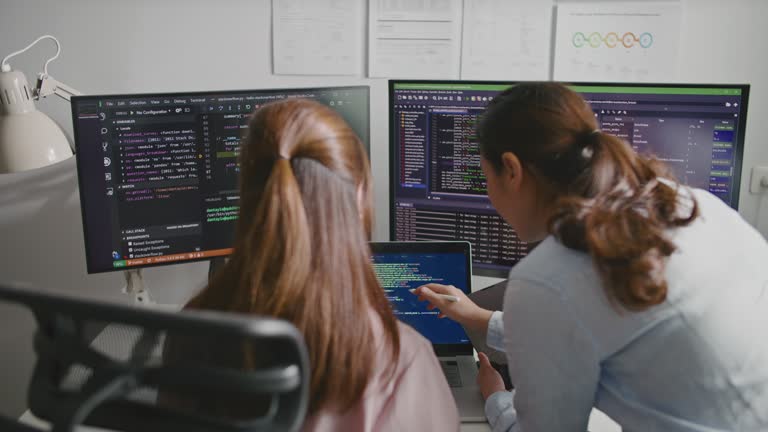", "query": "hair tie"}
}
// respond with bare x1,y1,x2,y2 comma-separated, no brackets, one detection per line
578,129,600,147
574,129,599,157
544,130,602,183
